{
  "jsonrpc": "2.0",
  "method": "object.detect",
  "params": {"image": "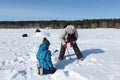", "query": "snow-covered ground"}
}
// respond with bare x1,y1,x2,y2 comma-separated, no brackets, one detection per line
0,28,120,80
